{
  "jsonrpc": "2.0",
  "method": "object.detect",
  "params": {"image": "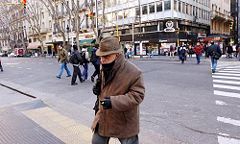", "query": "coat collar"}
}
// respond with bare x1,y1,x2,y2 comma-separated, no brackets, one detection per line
102,54,125,86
